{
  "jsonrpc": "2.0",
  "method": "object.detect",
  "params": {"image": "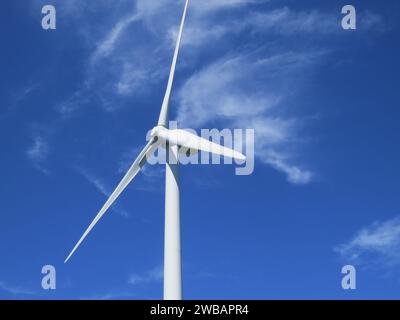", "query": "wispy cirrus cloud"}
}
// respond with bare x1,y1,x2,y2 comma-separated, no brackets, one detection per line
128,266,163,285
91,13,142,62
28,1,385,183
32,0,385,108
0,281,36,296
26,135,48,162
82,291,138,300
75,166,130,218
171,6,384,48
243,7,384,36
72,0,274,103
177,51,319,184
335,217,400,268
190,0,267,14
82,265,164,299
26,135,50,174
76,2,382,183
